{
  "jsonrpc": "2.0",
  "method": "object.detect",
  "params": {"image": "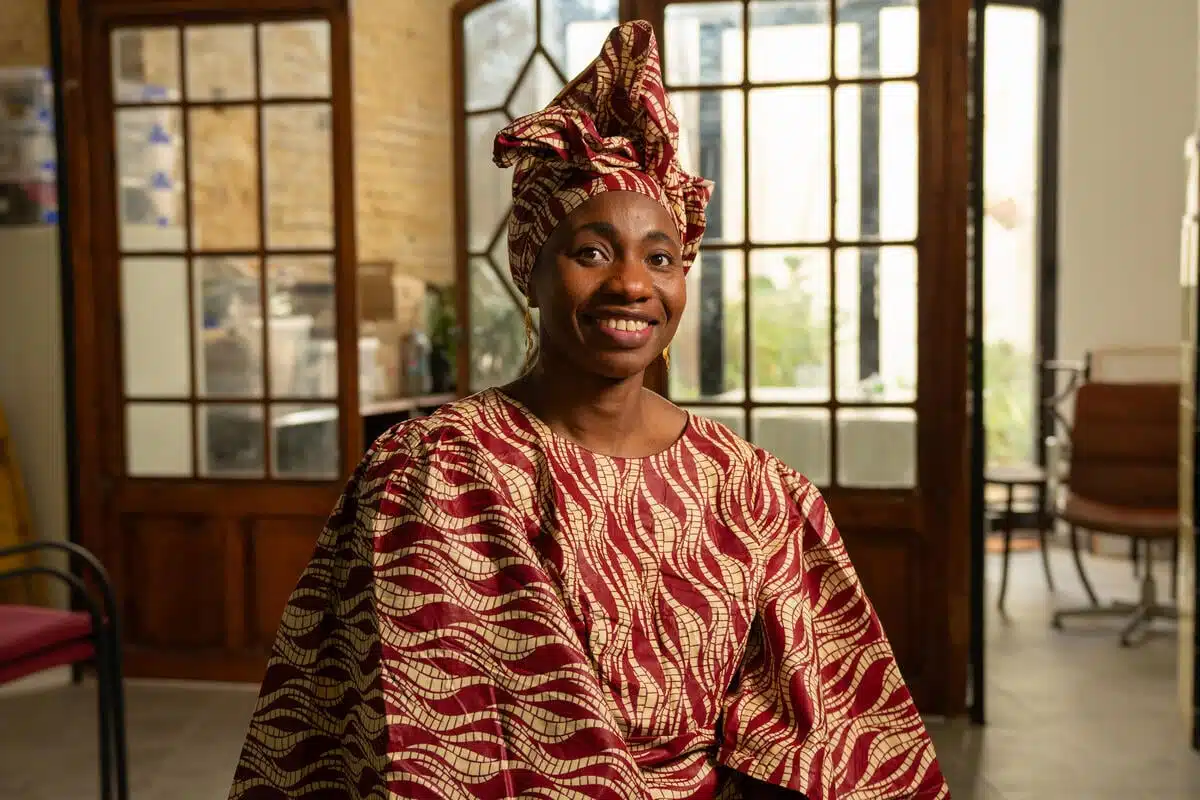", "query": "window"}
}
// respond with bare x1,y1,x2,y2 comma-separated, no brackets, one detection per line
981,3,1043,466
